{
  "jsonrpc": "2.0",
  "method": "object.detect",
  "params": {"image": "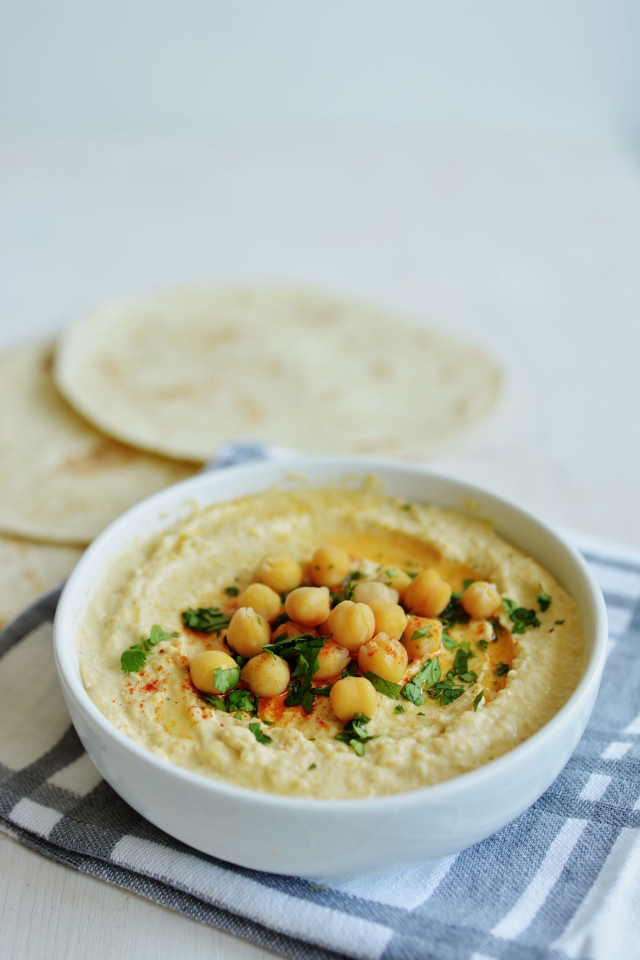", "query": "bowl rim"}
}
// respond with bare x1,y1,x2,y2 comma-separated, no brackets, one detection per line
54,455,608,811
